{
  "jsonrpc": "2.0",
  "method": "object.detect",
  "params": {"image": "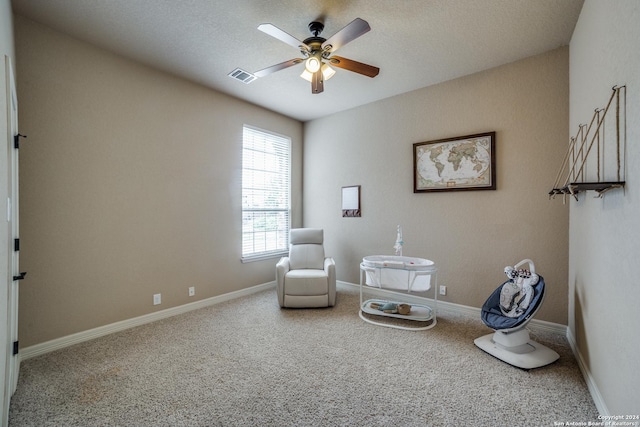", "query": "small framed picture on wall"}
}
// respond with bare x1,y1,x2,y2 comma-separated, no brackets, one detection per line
342,185,361,217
